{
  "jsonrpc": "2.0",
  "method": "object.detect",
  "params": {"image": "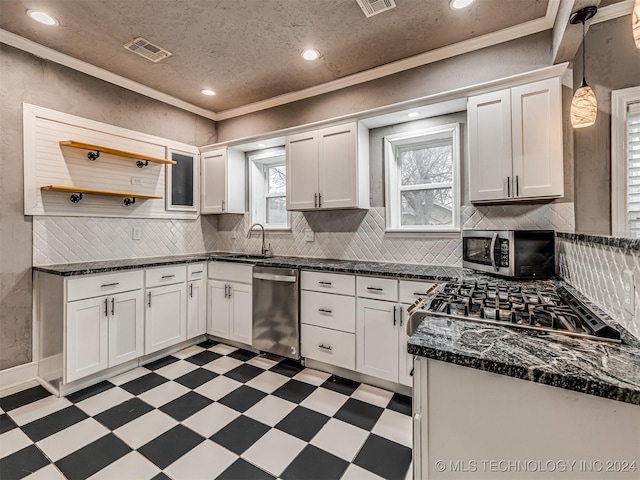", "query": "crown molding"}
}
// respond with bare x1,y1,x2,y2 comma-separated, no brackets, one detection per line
592,0,634,25
215,0,561,120
0,29,218,121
